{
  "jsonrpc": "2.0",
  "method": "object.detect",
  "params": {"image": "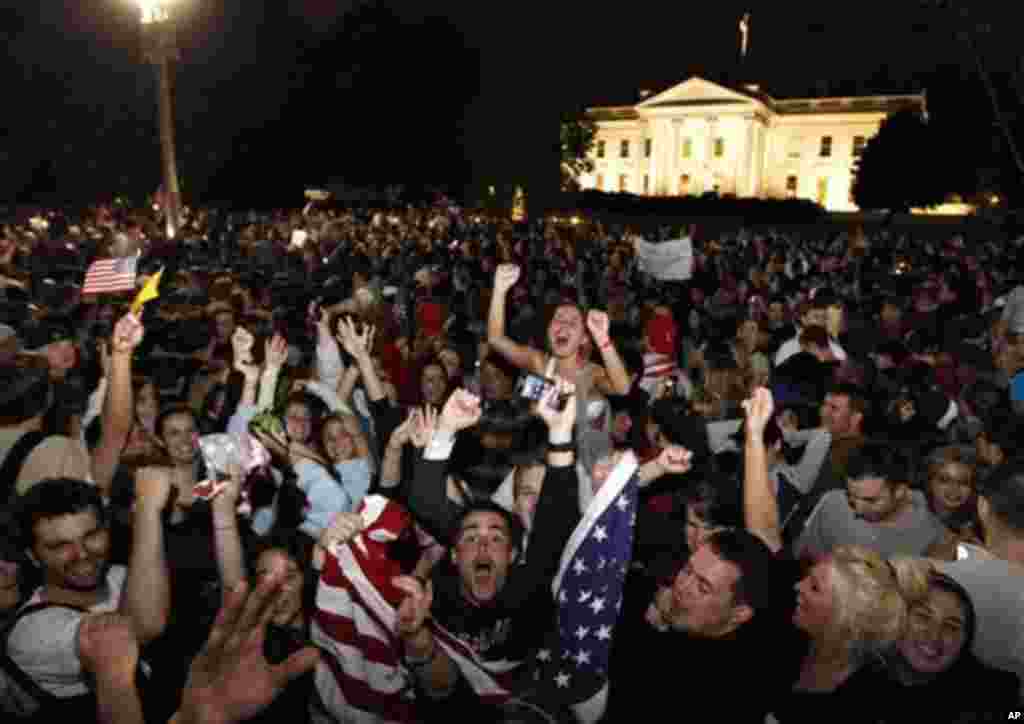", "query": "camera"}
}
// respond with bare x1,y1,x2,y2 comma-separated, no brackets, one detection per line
516,374,553,402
